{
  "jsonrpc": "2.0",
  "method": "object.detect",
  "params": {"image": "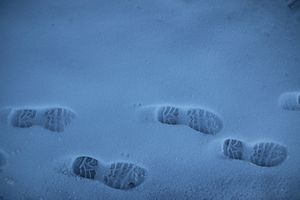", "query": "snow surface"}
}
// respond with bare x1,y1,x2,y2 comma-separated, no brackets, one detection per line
0,0,300,199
